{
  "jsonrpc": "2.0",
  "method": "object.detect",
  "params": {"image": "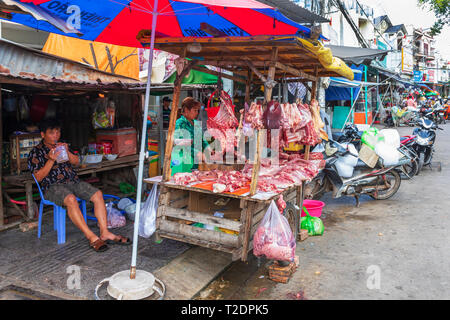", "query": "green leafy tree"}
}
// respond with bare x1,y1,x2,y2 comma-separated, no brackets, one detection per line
418,0,450,35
